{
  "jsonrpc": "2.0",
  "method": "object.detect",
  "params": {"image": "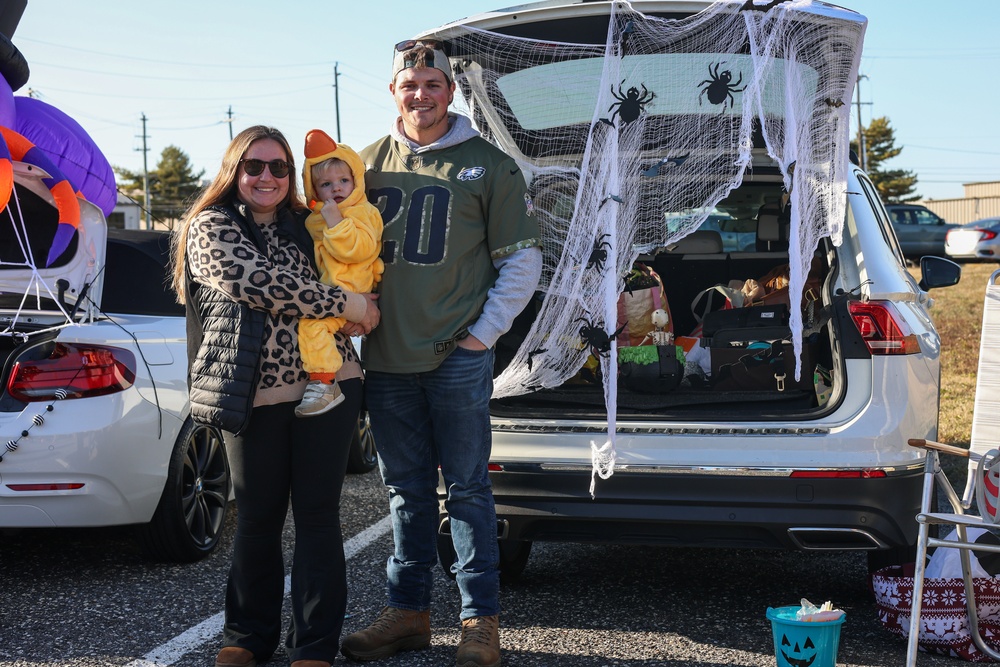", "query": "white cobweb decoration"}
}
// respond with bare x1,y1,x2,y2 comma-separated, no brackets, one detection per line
440,0,865,494
0,183,81,339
